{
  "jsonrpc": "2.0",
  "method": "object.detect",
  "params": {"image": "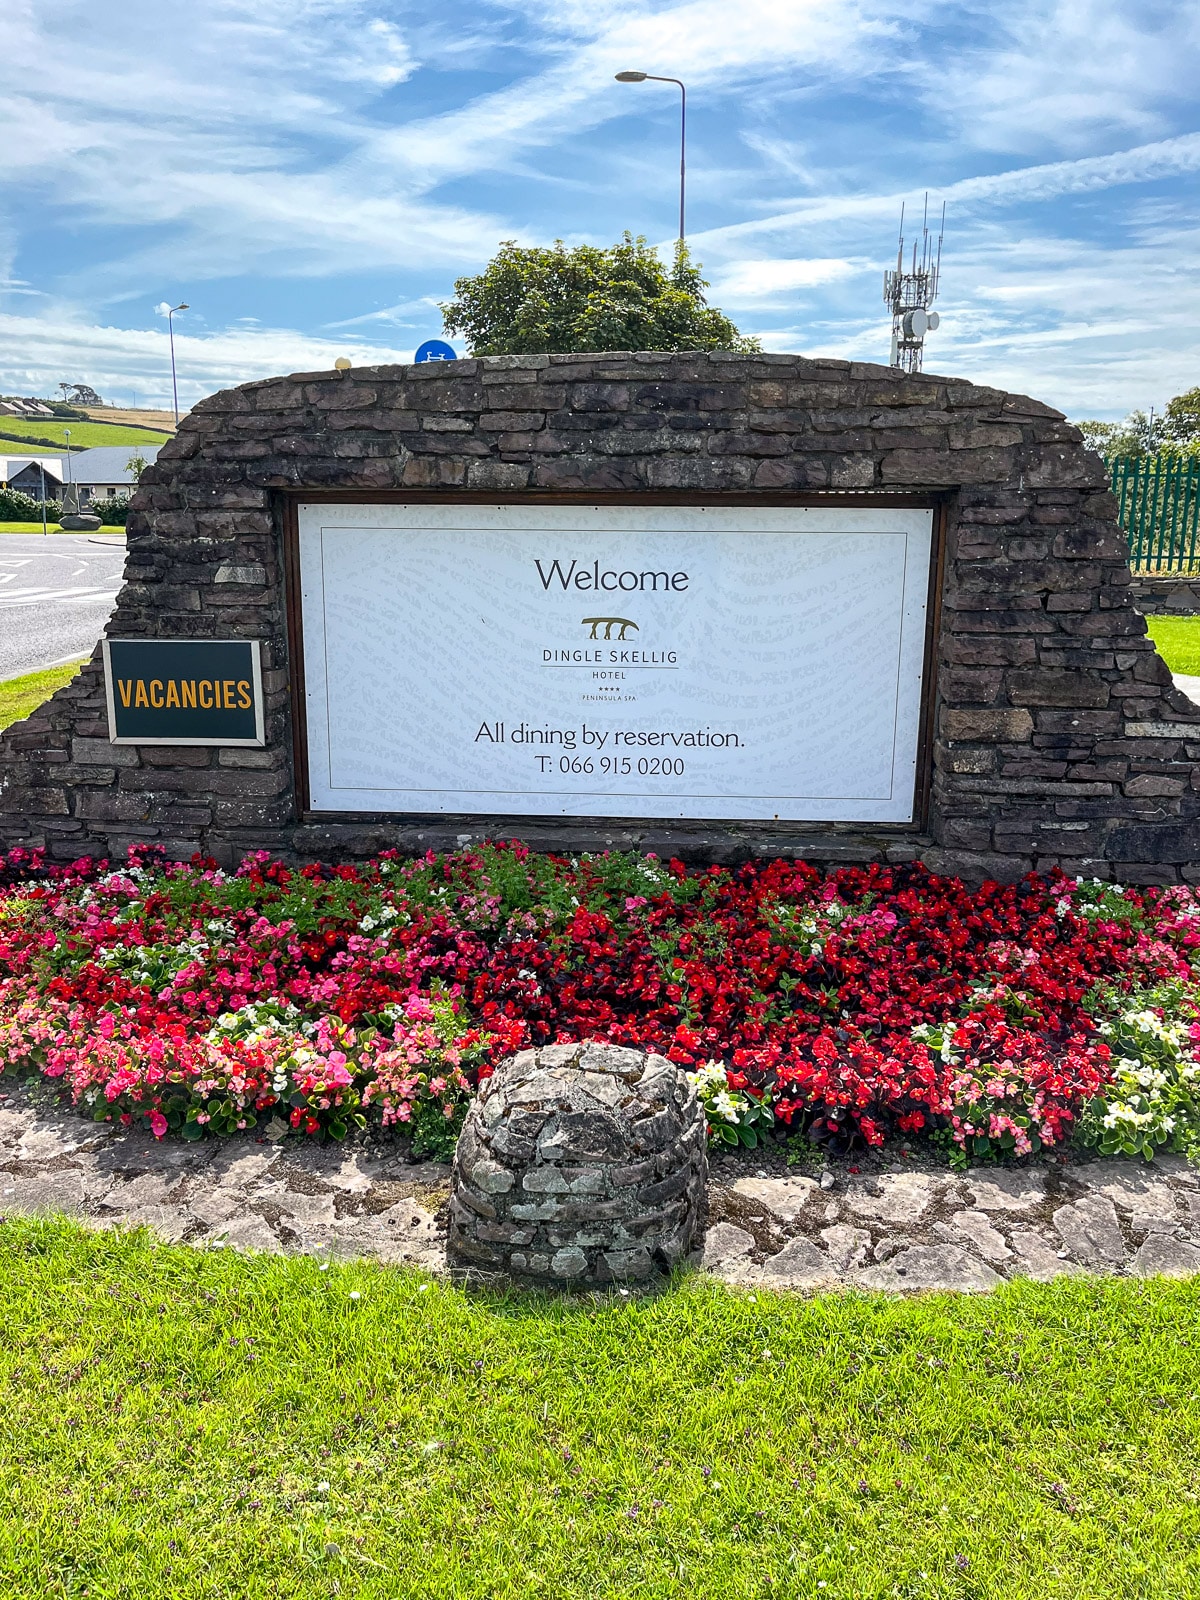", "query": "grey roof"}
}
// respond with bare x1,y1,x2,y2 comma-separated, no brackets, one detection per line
1,455,65,480
69,444,161,484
